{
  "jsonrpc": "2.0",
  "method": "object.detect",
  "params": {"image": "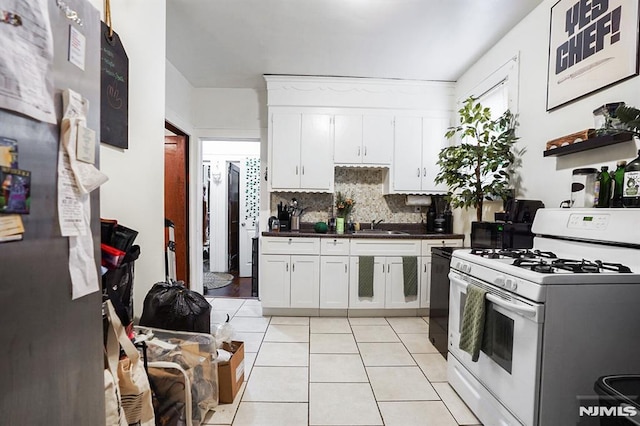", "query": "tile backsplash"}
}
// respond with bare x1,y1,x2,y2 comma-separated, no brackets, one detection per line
270,168,430,225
